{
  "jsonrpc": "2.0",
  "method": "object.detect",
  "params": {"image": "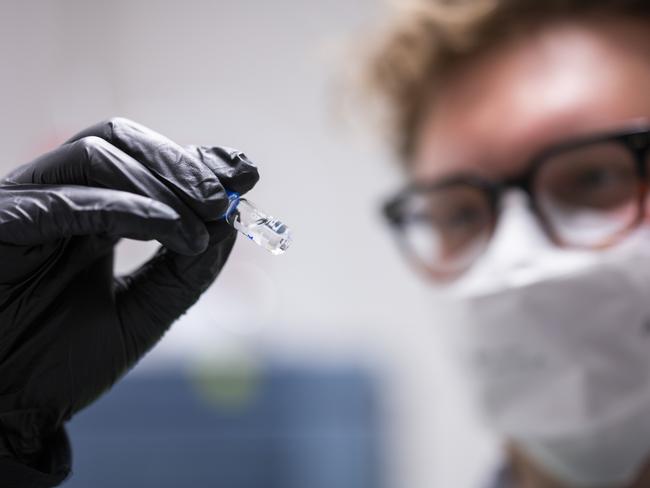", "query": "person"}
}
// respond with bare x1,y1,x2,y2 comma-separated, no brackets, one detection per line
0,117,259,487
363,1,650,487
